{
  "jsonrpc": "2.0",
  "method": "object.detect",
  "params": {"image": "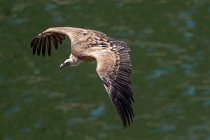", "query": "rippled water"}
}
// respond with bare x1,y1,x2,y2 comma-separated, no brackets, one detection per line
0,0,210,140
